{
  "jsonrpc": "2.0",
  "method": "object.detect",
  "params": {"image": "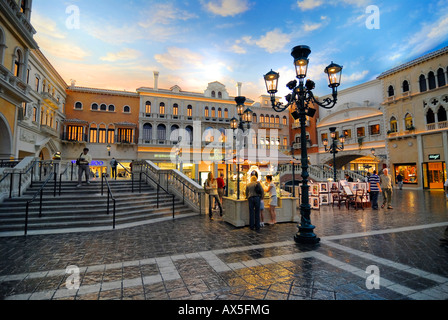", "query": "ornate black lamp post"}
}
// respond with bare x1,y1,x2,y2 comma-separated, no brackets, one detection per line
264,45,343,244
323,127,346,182
230,96,253,200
